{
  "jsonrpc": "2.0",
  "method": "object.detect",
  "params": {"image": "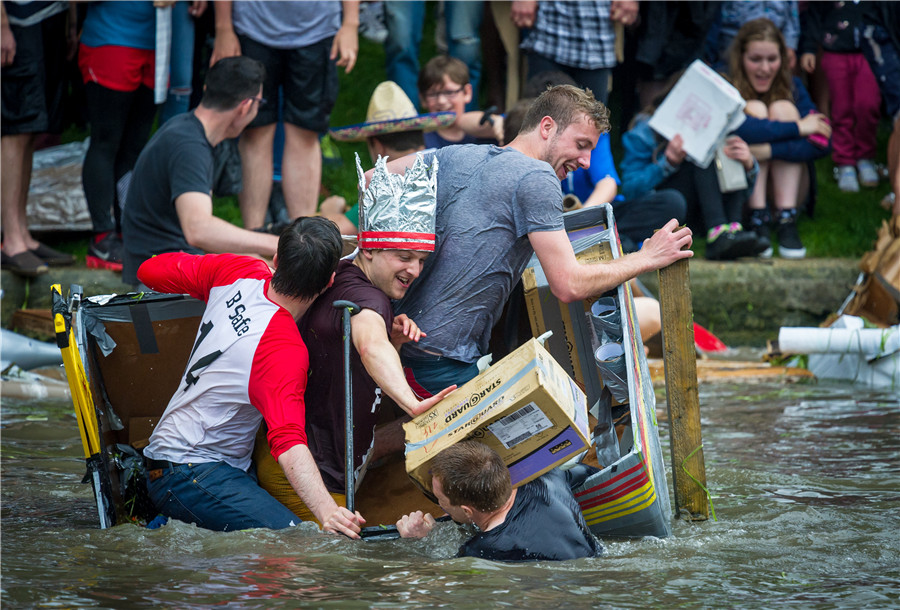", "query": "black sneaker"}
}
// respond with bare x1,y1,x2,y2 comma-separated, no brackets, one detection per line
86,231,124,271
746,208,773,258
775,209,806,259
705,230,761,260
